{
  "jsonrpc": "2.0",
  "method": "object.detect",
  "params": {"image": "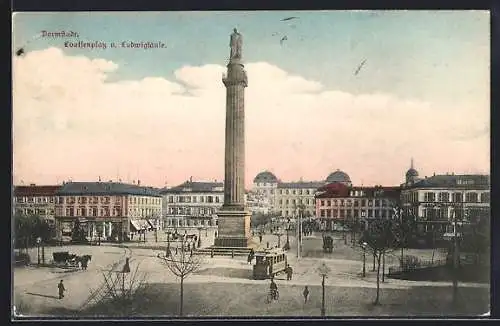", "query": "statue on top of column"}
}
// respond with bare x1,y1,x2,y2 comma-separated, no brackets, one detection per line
230,28,242,60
